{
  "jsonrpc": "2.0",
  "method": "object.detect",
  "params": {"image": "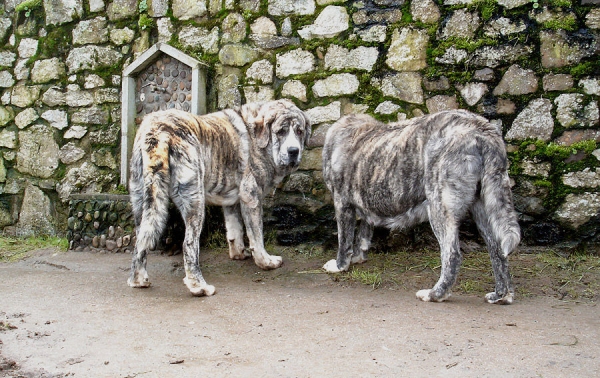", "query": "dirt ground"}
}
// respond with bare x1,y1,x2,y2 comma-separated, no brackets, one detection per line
0,245,599,377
